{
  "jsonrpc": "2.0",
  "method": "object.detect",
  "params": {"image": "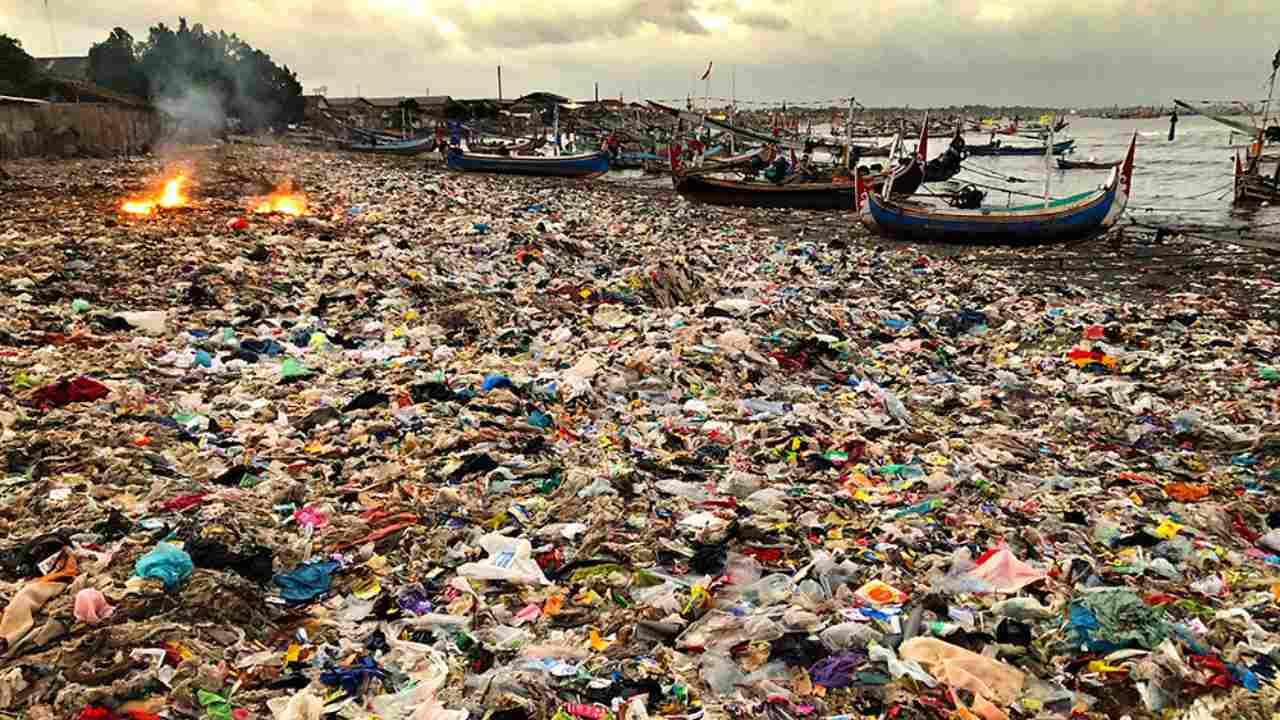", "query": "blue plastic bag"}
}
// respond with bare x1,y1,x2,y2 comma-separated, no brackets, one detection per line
134,542,193,590
274,561,341,603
